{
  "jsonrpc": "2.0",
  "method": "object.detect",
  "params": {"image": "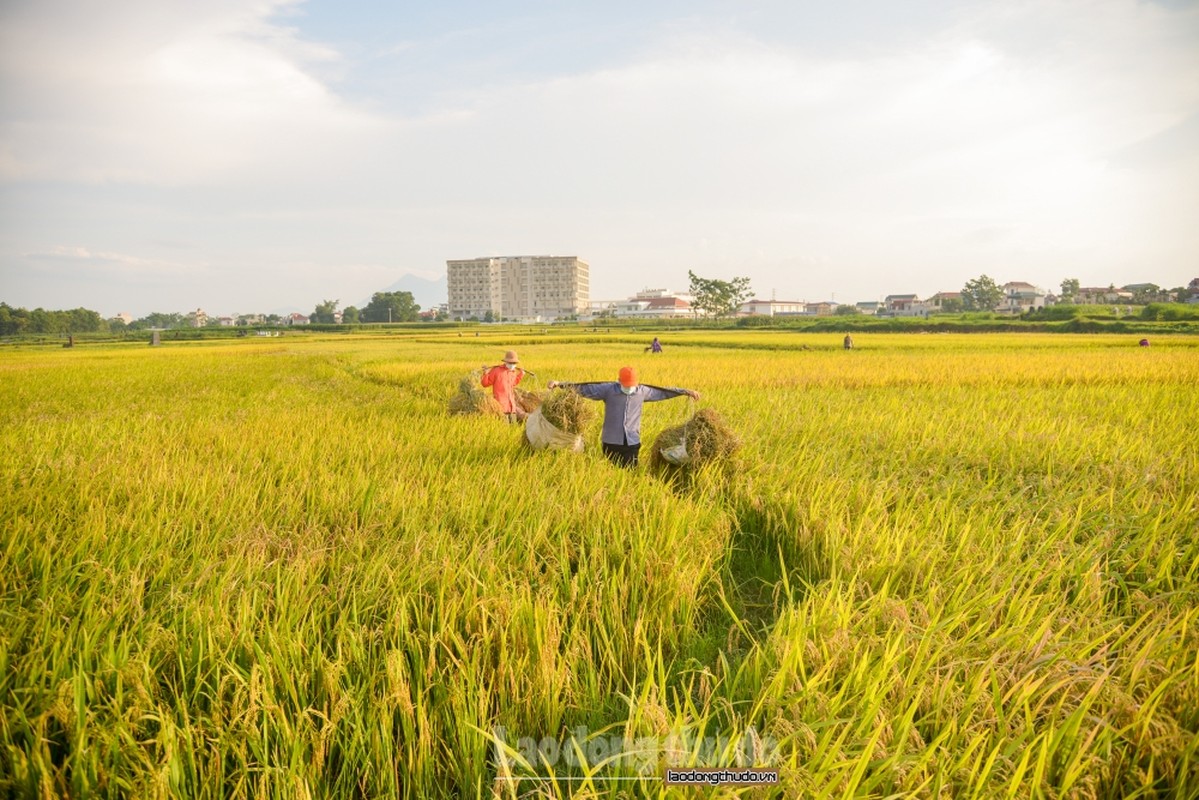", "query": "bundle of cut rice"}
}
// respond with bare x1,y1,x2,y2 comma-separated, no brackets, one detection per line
649,408,740,472
447,371,503,416
514,388,544,414
538,388,596,434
